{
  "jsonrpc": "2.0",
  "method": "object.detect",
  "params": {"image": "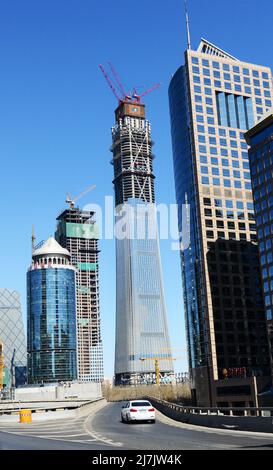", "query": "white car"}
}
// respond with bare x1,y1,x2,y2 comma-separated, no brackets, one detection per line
121,400,156,423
